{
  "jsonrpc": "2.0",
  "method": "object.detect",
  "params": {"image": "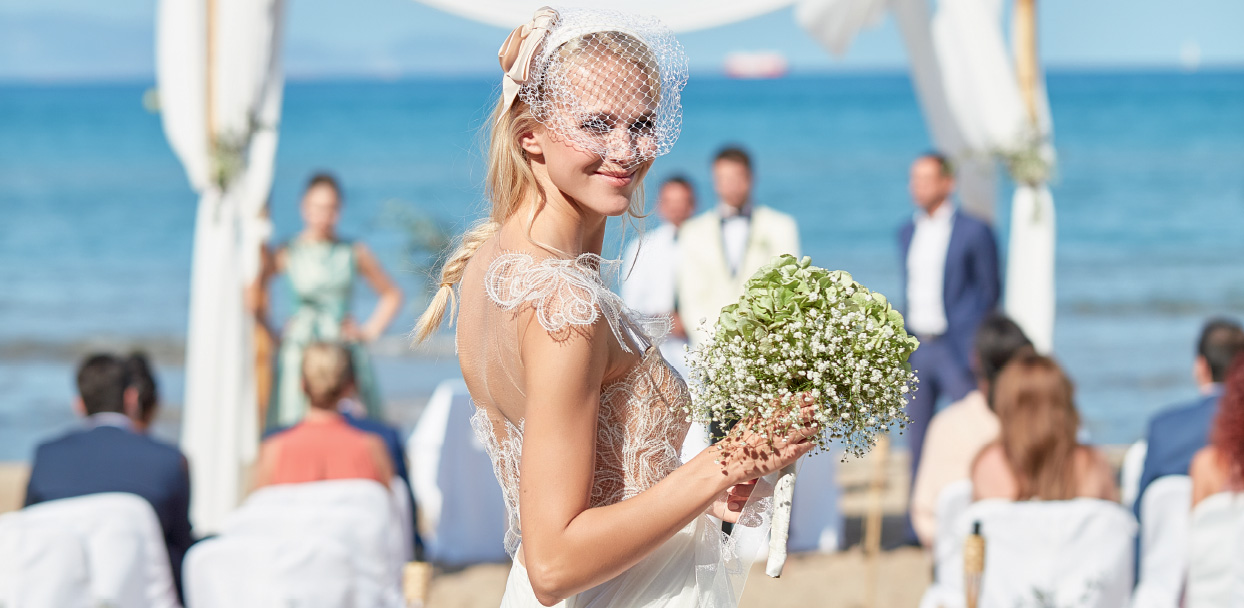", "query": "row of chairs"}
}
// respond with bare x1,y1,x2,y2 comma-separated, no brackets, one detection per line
921,477,1244,608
